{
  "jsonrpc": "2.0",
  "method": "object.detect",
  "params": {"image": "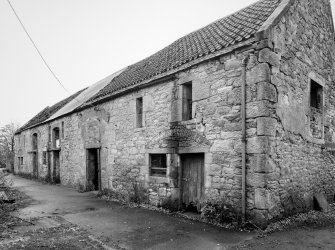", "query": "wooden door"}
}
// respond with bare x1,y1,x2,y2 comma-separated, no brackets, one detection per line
86,149,100,191
32,153,38,178
53,151,60,183
181,154,204,210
